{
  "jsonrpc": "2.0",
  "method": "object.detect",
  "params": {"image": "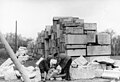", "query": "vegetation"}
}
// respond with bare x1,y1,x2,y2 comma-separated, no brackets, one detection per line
1,29,120,60
0,32,33,59
104,29,120,56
